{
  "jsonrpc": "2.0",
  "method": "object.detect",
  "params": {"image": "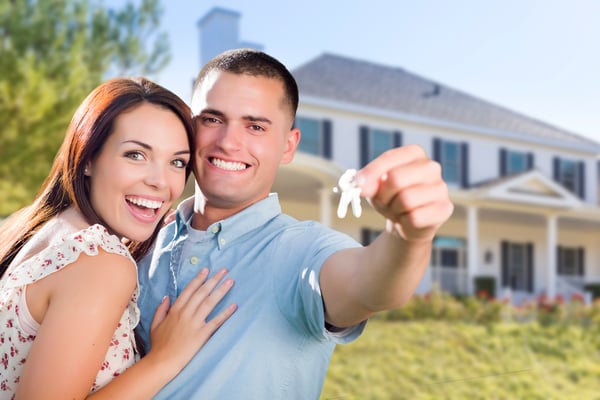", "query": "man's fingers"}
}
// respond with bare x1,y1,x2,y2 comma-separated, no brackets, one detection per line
356,145,425,198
